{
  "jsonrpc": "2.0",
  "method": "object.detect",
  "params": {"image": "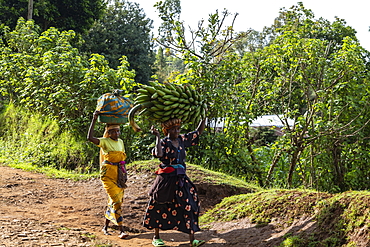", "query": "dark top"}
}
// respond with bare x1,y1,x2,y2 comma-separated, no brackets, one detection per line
149,130,200,203
153,130,200,169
